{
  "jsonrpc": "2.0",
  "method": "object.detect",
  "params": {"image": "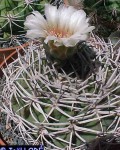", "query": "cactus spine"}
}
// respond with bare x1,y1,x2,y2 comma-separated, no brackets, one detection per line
0,0,48,40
